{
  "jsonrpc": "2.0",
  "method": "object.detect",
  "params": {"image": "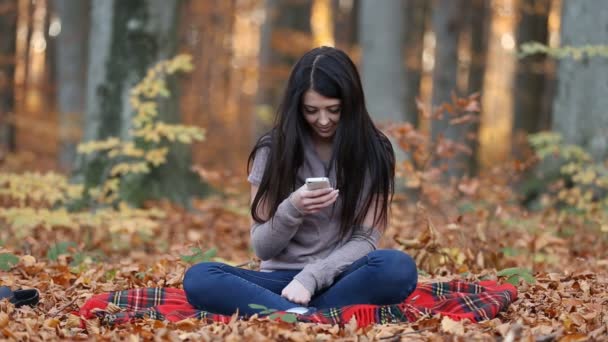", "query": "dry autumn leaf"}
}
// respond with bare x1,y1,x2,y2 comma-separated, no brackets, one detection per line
0,313,8,329
440,316,465,336
2,144,608,340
